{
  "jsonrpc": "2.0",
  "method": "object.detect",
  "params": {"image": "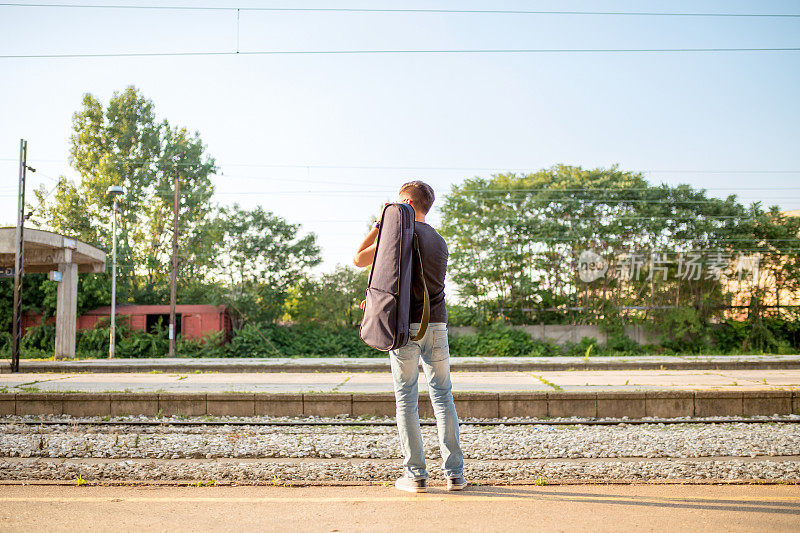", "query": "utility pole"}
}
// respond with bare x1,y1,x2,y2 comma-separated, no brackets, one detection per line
169,169,179,357
10,139,27,373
